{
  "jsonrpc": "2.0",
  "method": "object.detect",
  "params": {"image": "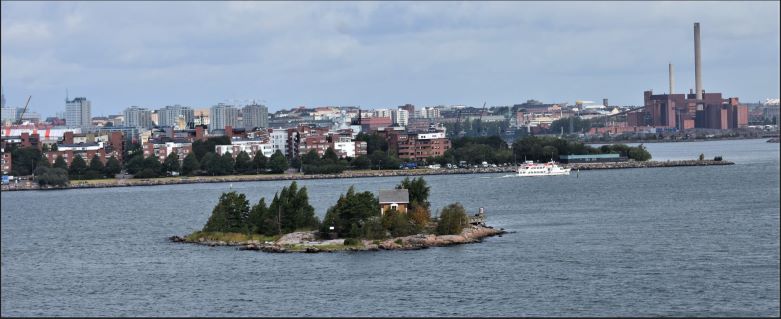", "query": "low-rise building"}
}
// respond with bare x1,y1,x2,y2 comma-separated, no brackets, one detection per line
45,143,109,166
143,139,193,163
379,189,409,215
215,138,275,158
392,131,451,161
